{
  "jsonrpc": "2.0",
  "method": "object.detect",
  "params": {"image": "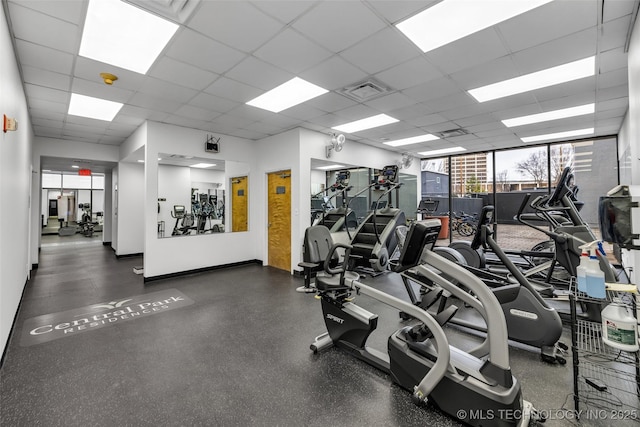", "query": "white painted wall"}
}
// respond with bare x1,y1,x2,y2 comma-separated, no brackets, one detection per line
111,167,119,252
1,3,34,357
115,162,145,255
144,121,258,278
103,172,113,244
619,14,640,283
